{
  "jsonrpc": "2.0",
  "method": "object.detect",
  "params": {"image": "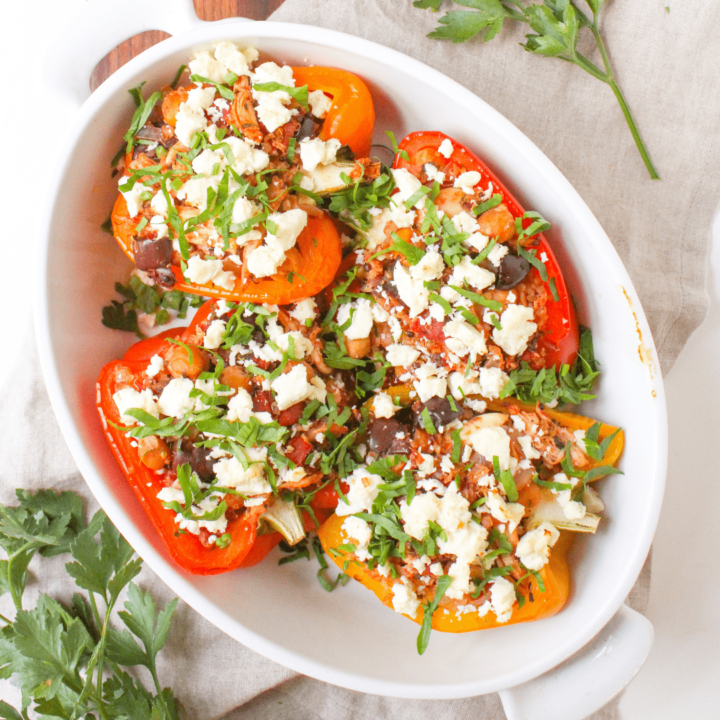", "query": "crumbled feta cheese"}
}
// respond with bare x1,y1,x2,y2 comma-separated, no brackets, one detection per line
299,137,342,172
390,168,425,209
174,86,216,146
444,320,487,359
342,515,373,560
388,200,416,229
270,364,326,410
253,60,295,86
438,138,453,158
203,319,226,349
149,215,168,239
308,89,332,118
145,355,164,378
230,196,262,226
370,304,389,324
225,389,253,423
265,208,308,254
392,582,420,617
363,208,392,250
150,189,169,216
289,298,317,325
251,62,298,132
189,50,228,84
477,367,510,400
185,256,224,286
213,41,252,77
485,491,525,533
551,472,587,520
416,454,436,477
388,316,402,342
393,262,429,317
337,299,374,340
454,171,481,195
400,493,441,540
448,370,482,401
158,378,195,418
490,576,516,623
177,175,219,211
208,97,230,124
436,486,489,598
461,423,511,470
487,243,509,268
224,136,270,175
213,450,272,495
413,363,447,402
450,256,495,292
335,466,384,516
112,387,159,425
192,148,225,177
424,163,445,184
373,392,398,419
515,522,560,571
518,435,541,460
573,429,587,453
452,211,479,234
409,248,444,282
246,245,285,278
118,176,145,218
493,304,538,356
385,343,420,367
